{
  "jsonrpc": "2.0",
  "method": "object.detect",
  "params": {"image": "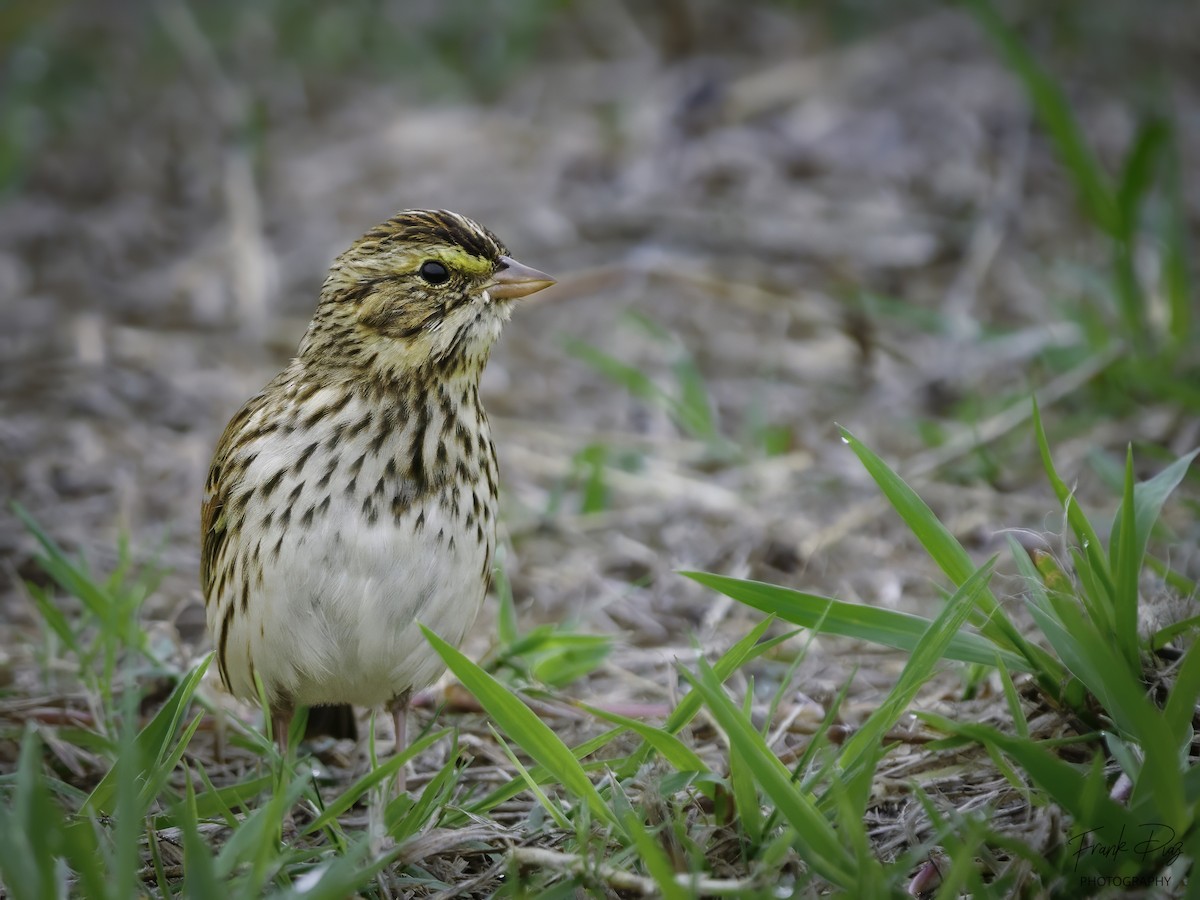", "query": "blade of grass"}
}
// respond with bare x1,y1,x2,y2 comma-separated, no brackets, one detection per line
1028,594,1185,827
615,803,690,900
83,654,211,815
618,616,791,777
302,727,448,836
681,571,1028,671
1111,447,1198,669
0,730,69,900
1032,401,1115,602
681,660,861,888
26,583,78,653
729,690,765,847
1112,118,1170,344
423,625,619,830
963,0,1116,234
1116,447,1199,562
1109,448,1142,671
177,774,223,900
490,725,572,831
838,560,996,806
451,728,623,825
1116,118,1168,238
1164,639,1200,747
580,704,710,775
925,714,1151,877
1162,133,1193,350
388,739,464,839
190,772,275,821
838,426,1060,682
